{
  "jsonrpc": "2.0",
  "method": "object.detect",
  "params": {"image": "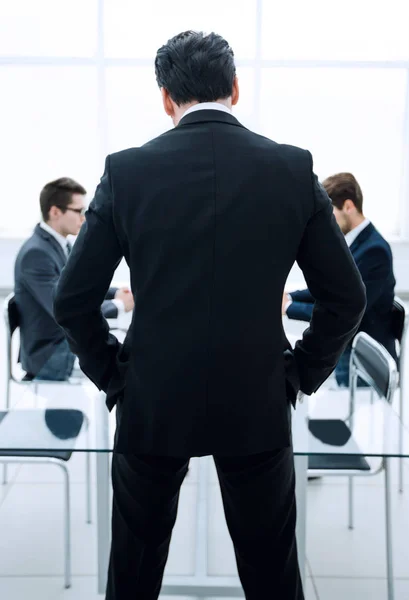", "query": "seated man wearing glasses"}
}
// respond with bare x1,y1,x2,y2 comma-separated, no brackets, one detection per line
14,177,134,381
